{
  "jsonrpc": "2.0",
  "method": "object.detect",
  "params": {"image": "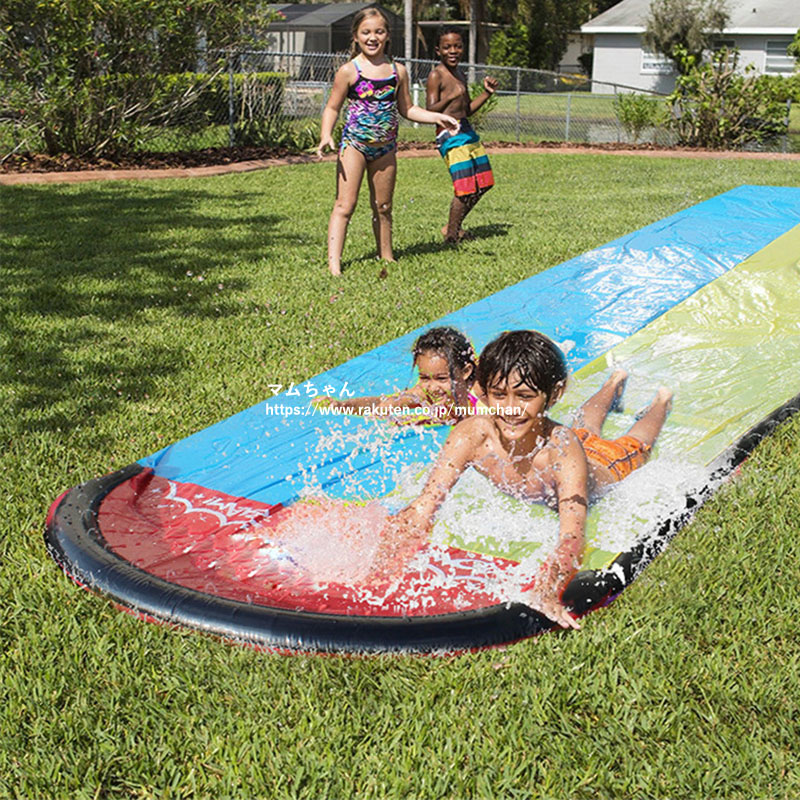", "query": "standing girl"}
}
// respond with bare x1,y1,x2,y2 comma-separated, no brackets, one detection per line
317,8,458,276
